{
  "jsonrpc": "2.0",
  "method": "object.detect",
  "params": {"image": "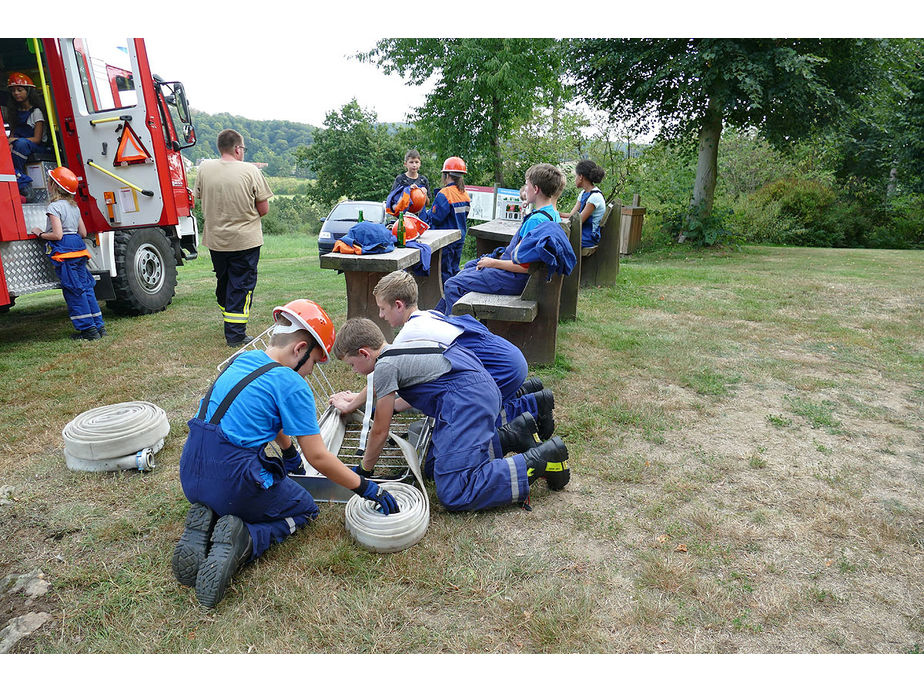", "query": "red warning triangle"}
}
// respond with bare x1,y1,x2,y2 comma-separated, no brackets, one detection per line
114,124,152,165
